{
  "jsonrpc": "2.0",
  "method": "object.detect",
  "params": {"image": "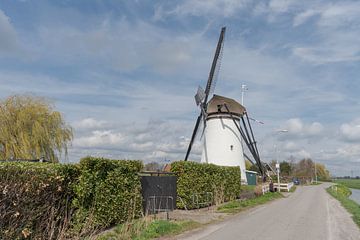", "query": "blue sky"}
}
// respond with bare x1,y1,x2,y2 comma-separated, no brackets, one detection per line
0,0,360,176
